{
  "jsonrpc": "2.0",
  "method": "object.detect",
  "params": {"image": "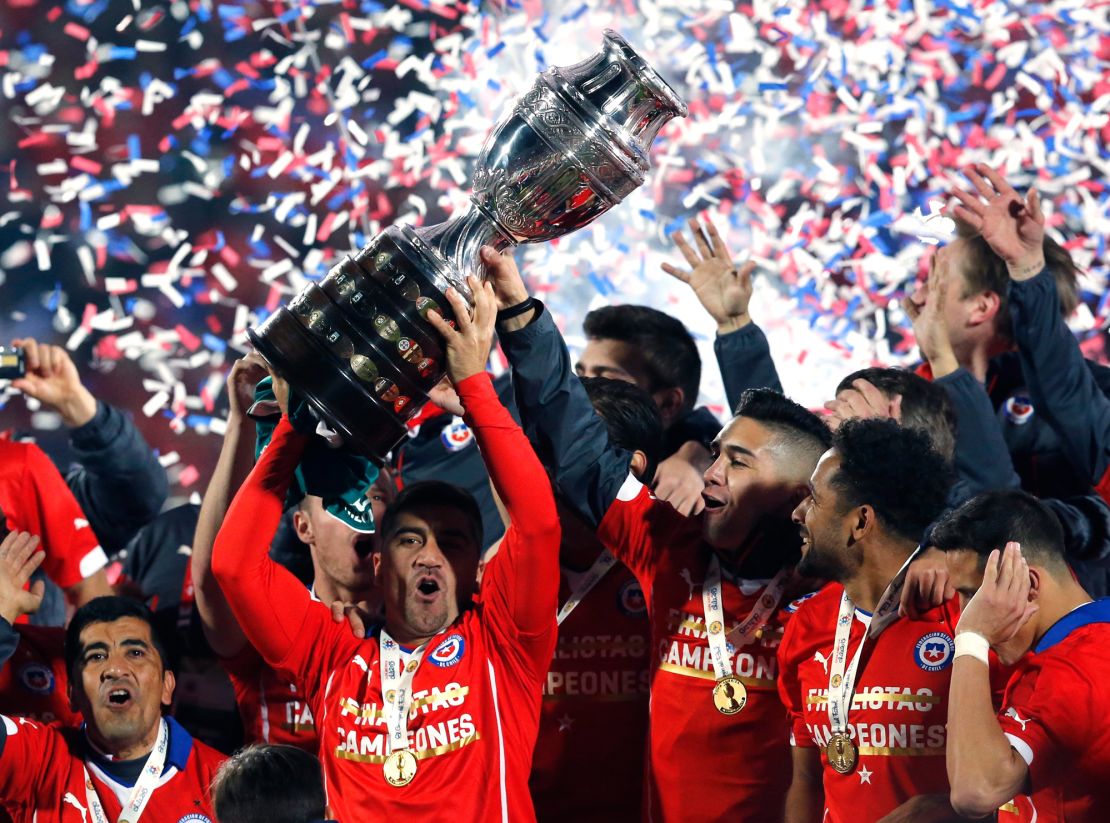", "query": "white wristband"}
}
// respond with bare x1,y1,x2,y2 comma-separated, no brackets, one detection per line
954,631,990,665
